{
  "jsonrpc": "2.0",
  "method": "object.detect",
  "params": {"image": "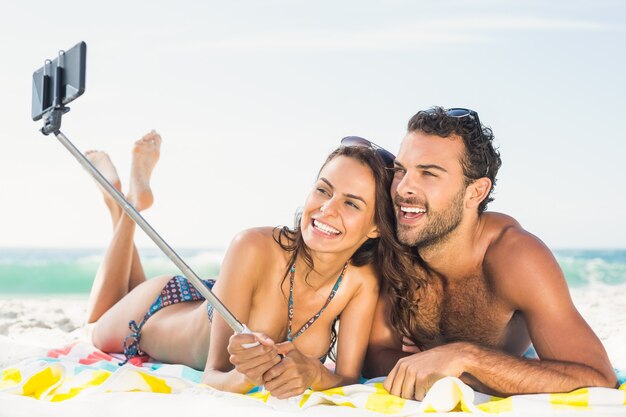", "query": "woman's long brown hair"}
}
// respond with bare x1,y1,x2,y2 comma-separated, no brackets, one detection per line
273,145,427,358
